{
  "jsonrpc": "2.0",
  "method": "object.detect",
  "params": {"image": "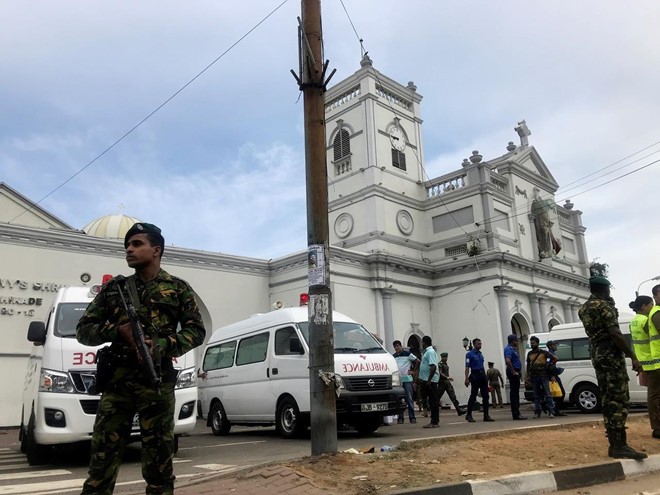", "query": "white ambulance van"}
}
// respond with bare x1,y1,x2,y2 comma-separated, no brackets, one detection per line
198,307,406,438
523,314,646,413
20,284,198,465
